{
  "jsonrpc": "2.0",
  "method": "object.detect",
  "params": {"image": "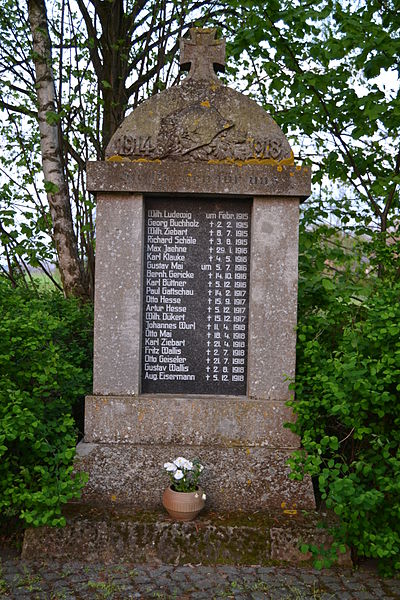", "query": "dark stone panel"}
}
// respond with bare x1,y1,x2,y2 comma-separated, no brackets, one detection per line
141,197,251,395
